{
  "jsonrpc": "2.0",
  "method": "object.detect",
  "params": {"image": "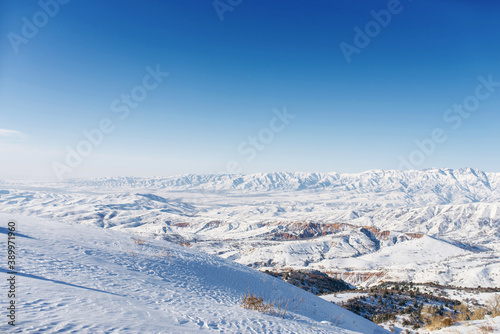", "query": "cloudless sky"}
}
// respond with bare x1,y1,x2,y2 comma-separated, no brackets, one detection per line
1,0,499,179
